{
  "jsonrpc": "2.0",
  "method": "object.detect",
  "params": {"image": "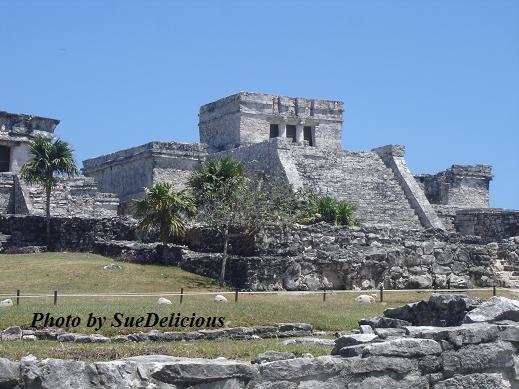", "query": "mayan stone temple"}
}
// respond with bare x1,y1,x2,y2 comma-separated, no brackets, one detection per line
1,92,518,291
80,92,494,233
